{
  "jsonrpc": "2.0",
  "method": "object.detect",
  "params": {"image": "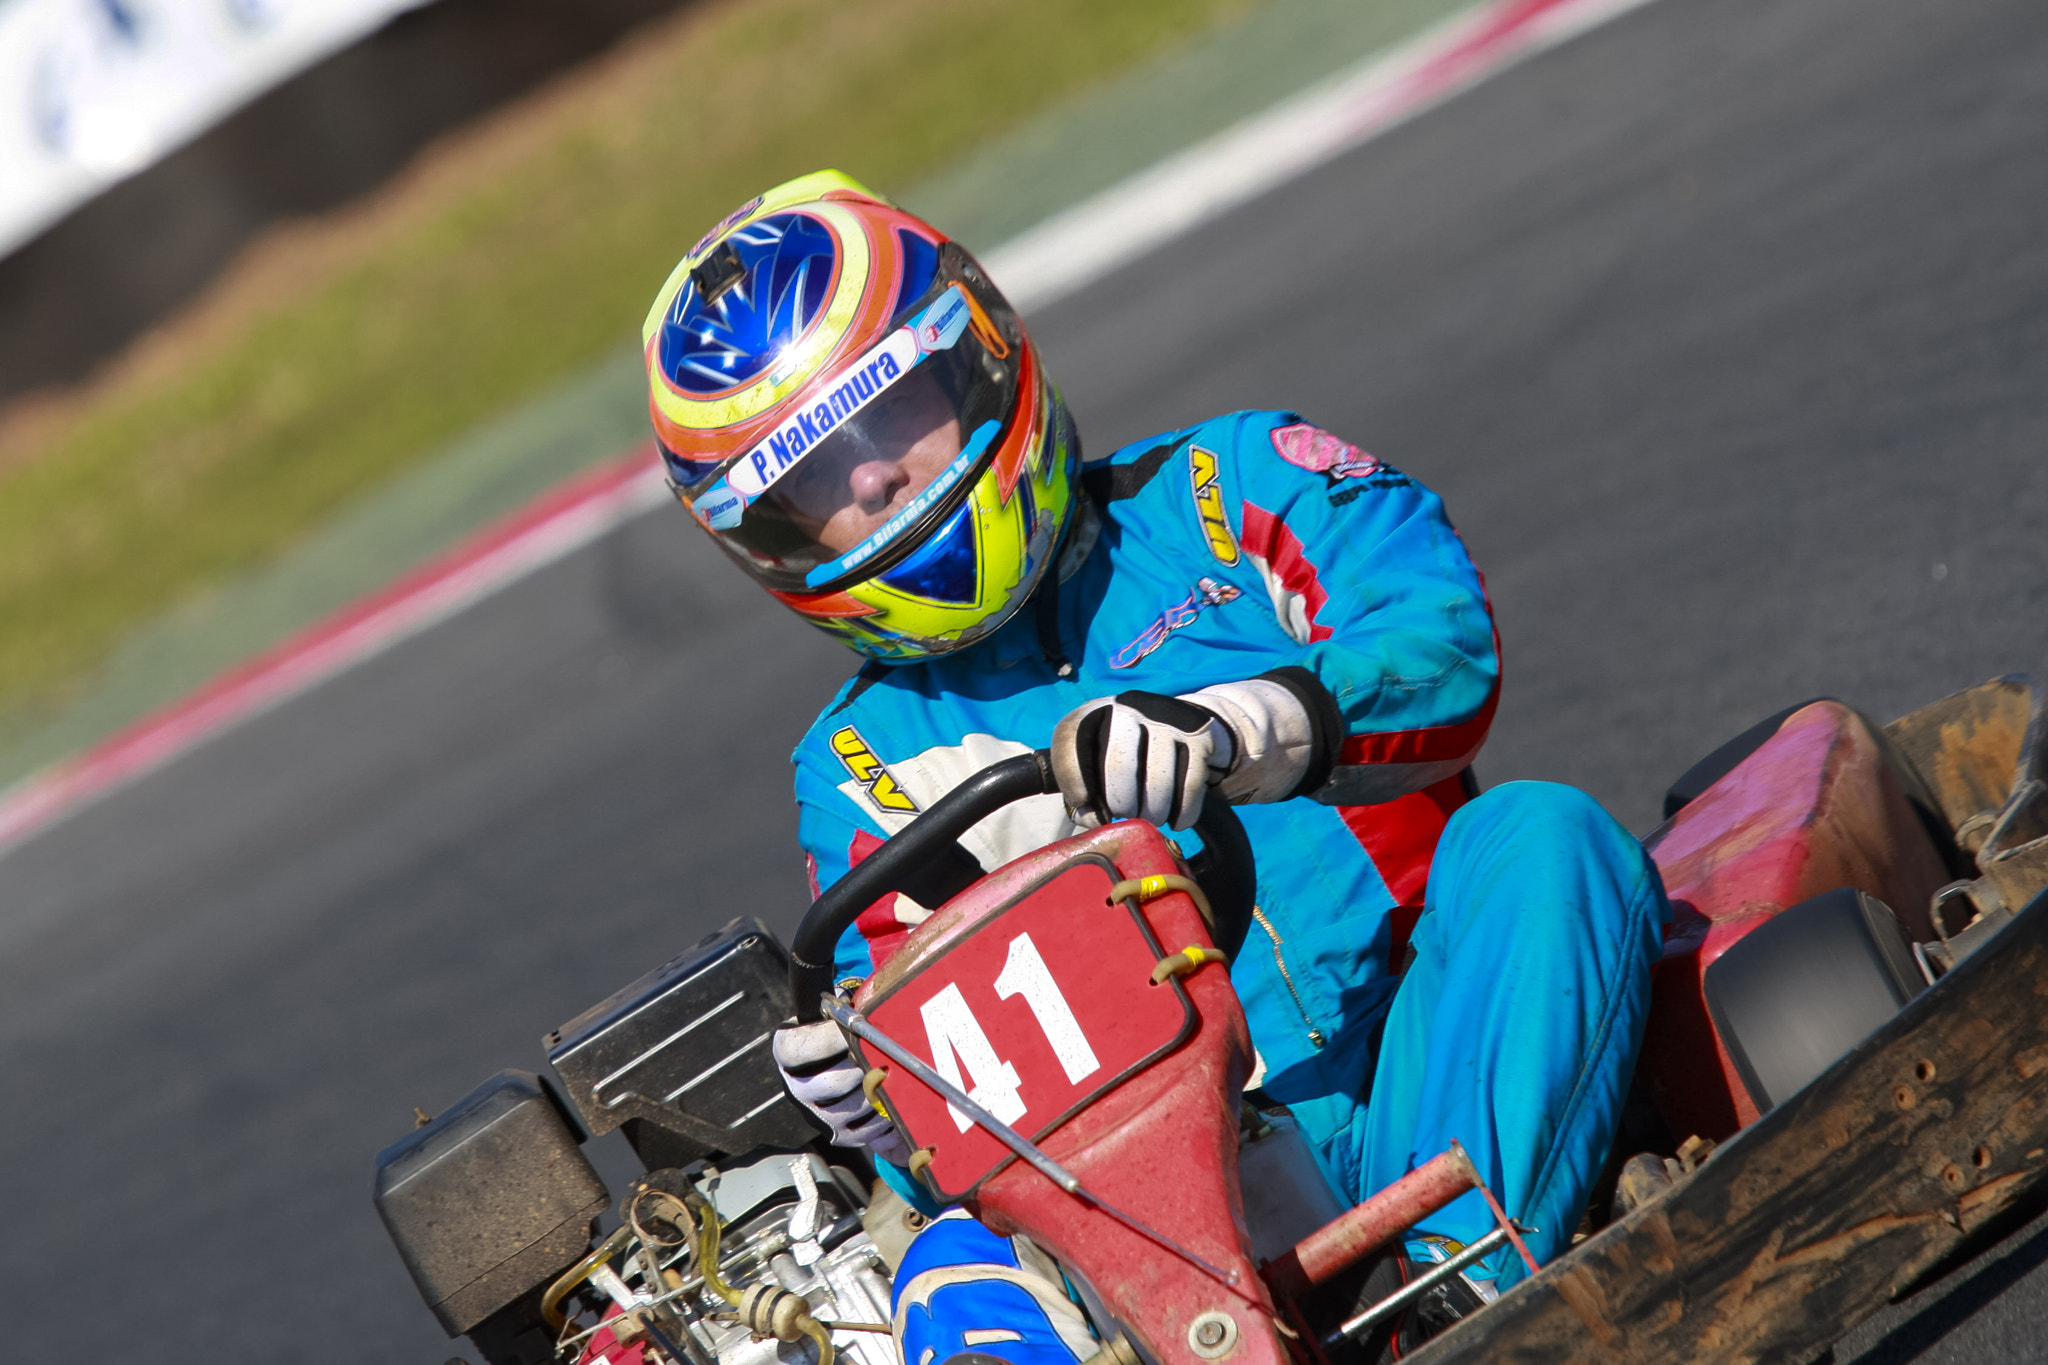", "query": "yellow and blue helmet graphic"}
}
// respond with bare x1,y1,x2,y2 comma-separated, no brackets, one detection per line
644,171,1077,662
